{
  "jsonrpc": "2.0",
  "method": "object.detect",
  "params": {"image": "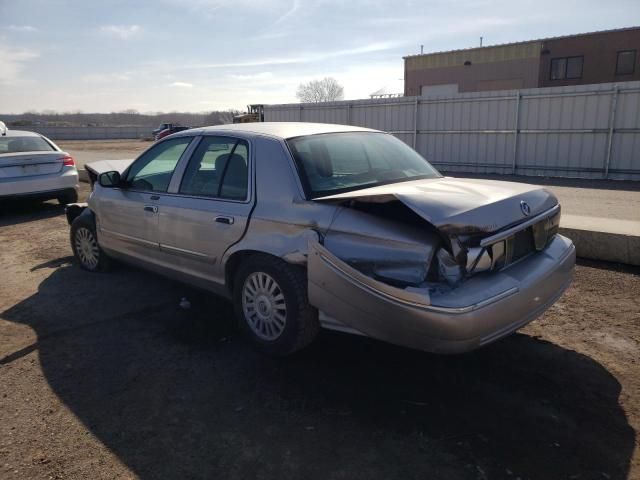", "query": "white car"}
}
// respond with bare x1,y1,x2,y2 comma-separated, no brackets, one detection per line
0,128,79,204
